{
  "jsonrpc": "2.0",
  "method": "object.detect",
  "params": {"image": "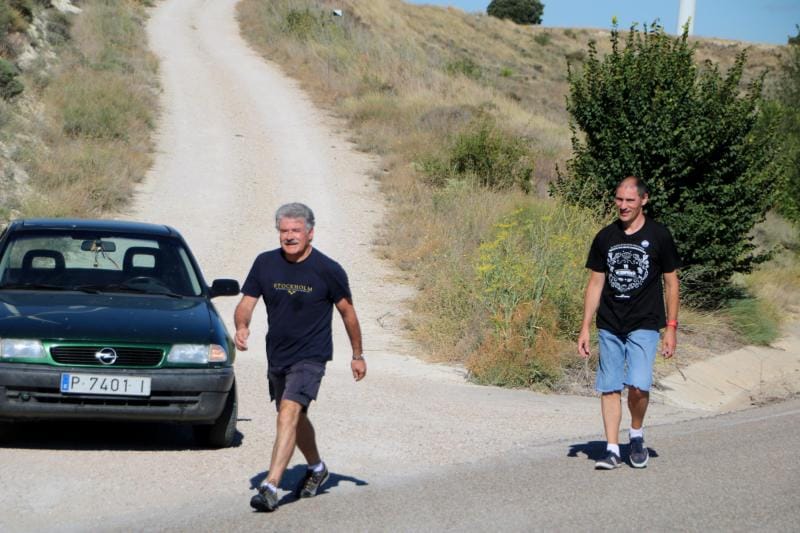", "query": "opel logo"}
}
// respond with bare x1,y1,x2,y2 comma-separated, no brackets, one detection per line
95,347,118,365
